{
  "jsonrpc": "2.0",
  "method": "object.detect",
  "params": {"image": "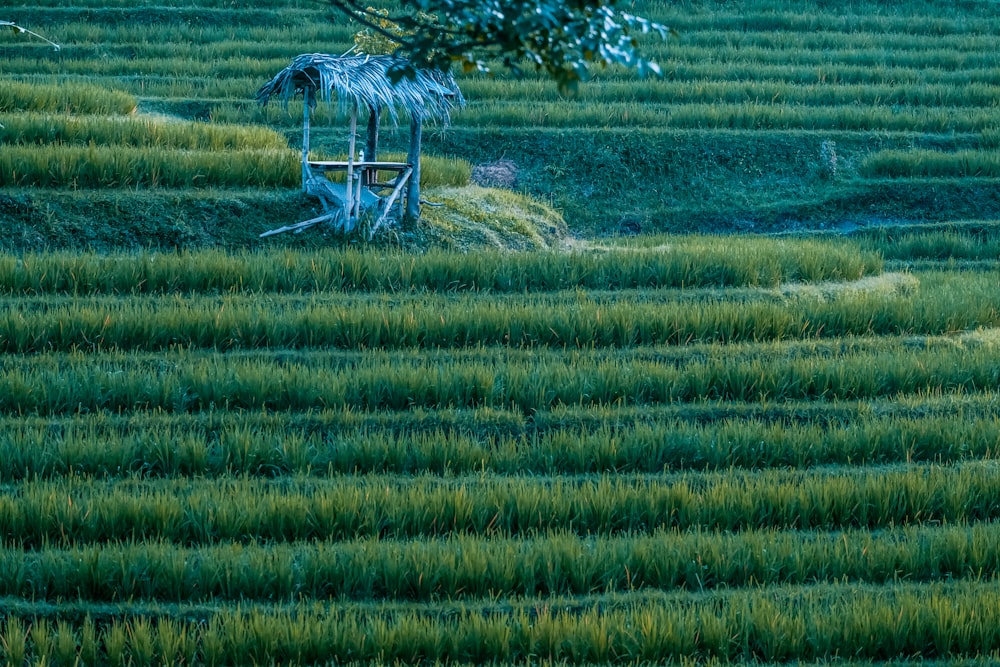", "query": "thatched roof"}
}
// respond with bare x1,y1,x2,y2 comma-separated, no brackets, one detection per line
256,53,464,125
